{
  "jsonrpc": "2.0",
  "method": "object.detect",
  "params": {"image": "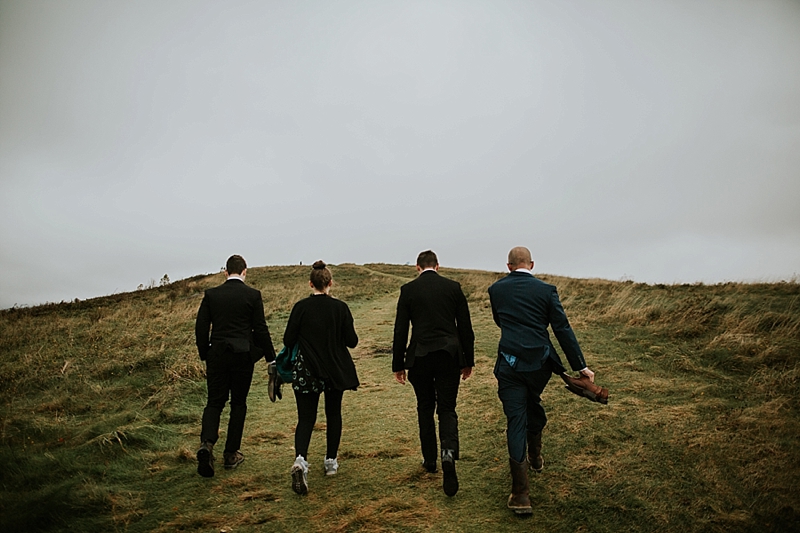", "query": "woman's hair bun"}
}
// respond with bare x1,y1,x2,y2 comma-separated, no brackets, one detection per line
312,260,327,270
